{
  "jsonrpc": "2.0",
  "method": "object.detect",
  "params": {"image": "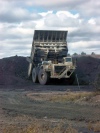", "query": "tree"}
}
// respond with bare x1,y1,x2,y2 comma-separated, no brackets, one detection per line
91,52,95,55
73,53,78,56
81,52,86,56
